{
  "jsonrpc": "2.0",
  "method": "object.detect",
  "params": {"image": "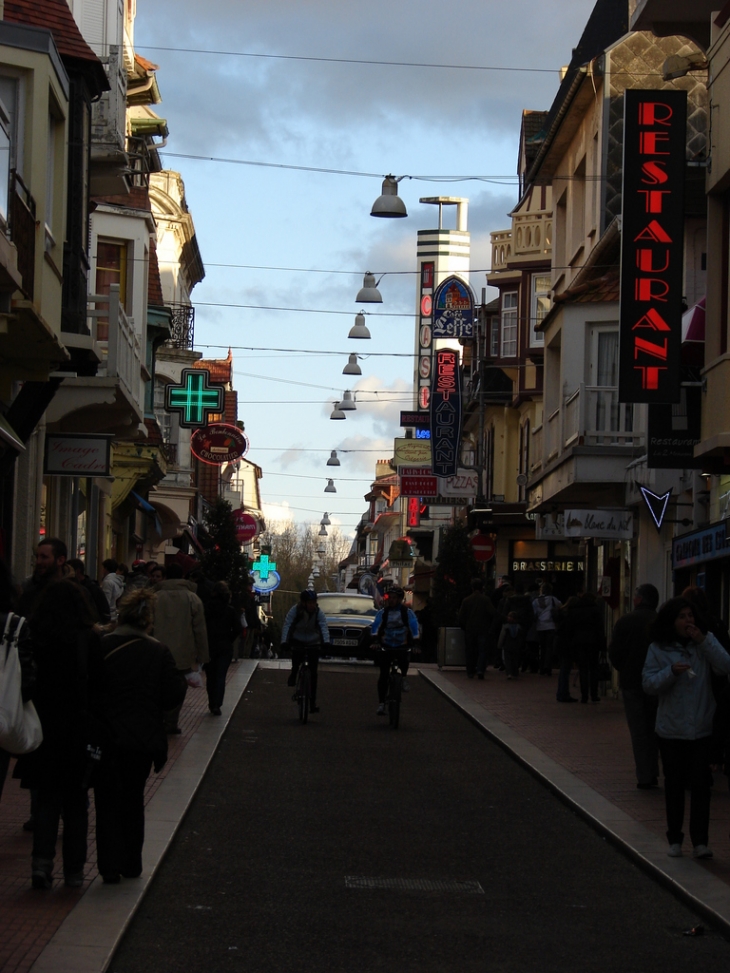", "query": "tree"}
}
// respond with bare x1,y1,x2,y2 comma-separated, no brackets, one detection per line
432,522,479,629
200,497,250,607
